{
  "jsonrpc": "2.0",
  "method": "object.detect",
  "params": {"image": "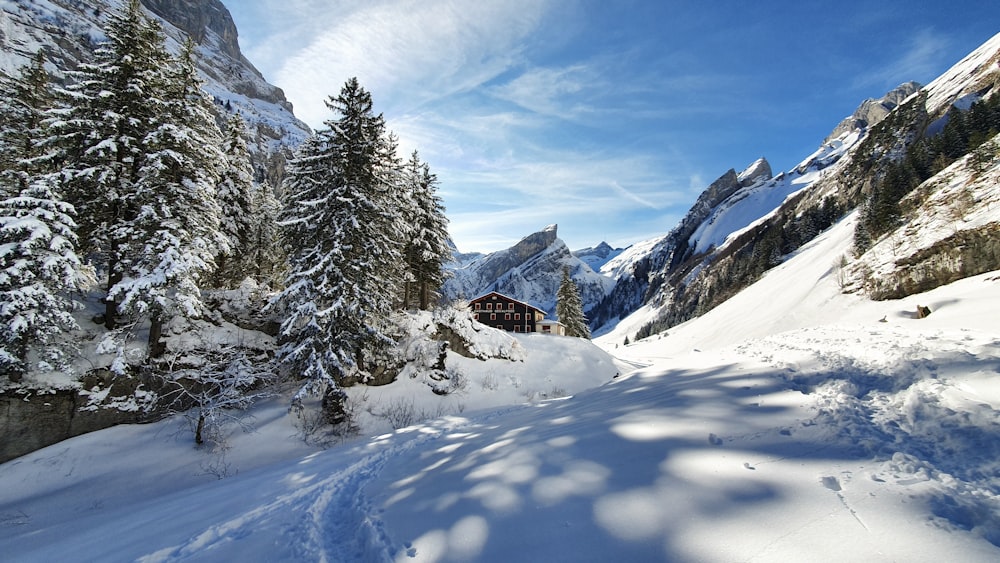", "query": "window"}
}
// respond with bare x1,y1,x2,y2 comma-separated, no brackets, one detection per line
473,313,479,320
505,313,511,320
474,303,481,310
514,313,520,320
486,303,492,310
490,313,496,320
514,325,521,332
